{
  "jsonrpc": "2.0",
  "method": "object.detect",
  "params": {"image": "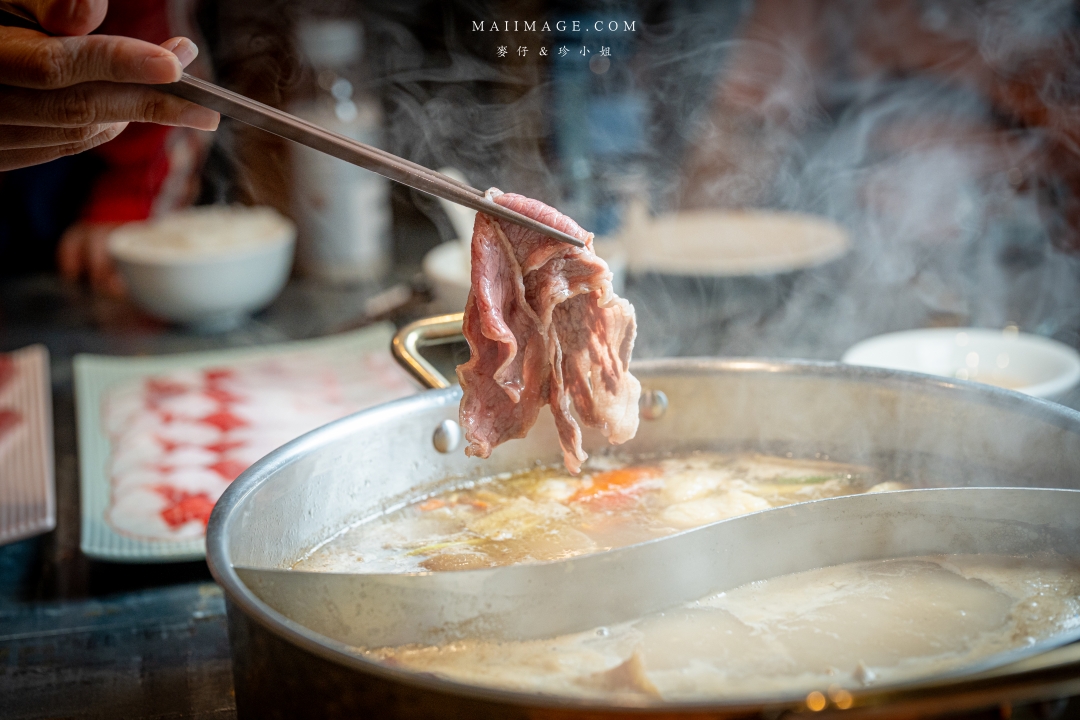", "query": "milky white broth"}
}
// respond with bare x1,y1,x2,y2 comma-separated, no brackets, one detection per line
365,554,1080,701
288,453,1079,700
